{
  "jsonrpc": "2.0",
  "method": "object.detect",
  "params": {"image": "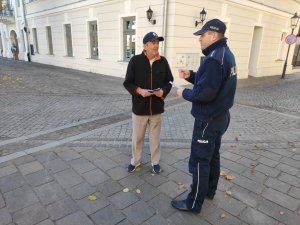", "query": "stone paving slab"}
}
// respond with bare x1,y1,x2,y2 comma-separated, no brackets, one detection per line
0,58,300,225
